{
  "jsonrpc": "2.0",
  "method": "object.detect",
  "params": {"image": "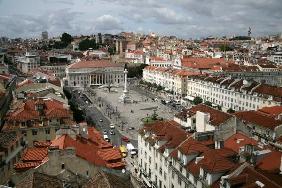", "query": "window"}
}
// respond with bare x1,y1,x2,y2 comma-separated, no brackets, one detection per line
155,163,157,170
45,128,50,134
178,175,182,186
159,180,162,188
21,130,27,136
32,130,38,135
164,172,167,180
159,167,162,175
